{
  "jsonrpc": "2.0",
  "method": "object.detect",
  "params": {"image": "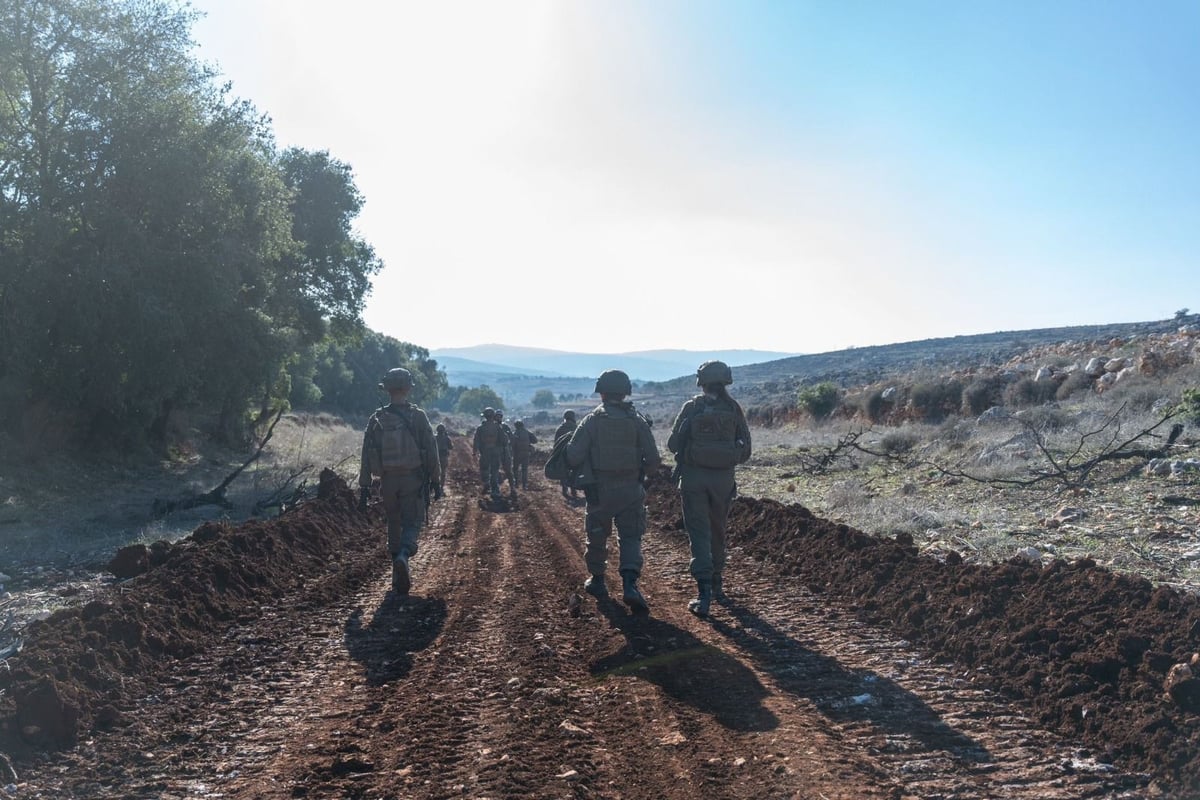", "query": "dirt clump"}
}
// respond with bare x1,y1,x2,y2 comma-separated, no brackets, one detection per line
0,469,382,753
